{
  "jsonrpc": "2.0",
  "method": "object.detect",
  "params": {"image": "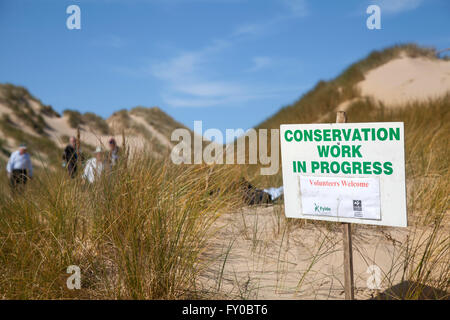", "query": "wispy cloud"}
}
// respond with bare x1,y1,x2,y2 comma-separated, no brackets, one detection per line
91,35,126,48
114,1,308,108
372,0,423,14
282,0,308,17
149,43,302,108
232,23,263,37
174,82,245,97
232,0,309,37
80,0,247,4
150,39,231,81
147,40,247,107
162,84,304,108
247,56,272,72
